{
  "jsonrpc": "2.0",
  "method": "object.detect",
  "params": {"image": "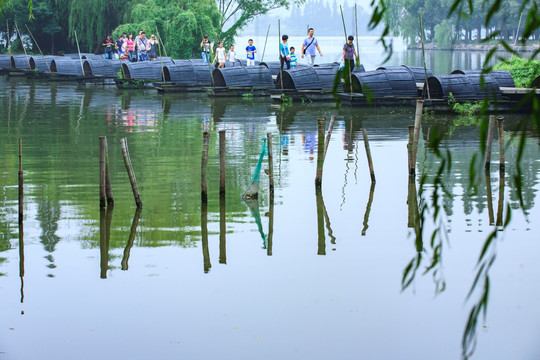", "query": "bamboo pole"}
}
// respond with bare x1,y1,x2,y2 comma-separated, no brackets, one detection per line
99,137,106,209
155,27,165,81
120,137,143,208
155,28,168,58
362,128,376,183
6,20,10,51
14,23,31,70
219,197,227,264
412,99,424,175
73,30,85,76
408,125,414,176
267,133,274,195
104,137,114,206
355,4,360,67
418,13,431,99
339,5,353,94
261,24,271,62
315,116,326,188
201,131,209,203
25,24,51,73
219,130,226,198
485,115,496,170
278,19,283,91
323,115,336,161
497,117,505,171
